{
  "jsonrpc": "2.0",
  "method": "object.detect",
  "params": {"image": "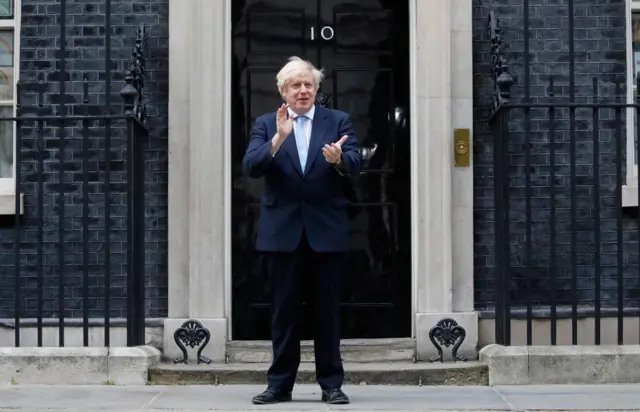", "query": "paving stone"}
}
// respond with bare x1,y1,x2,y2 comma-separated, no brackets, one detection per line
0,383,639,411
